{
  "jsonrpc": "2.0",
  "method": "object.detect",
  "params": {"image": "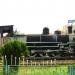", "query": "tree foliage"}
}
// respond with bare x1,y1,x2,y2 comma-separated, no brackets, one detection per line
1,40,29,56
0,40,29,65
